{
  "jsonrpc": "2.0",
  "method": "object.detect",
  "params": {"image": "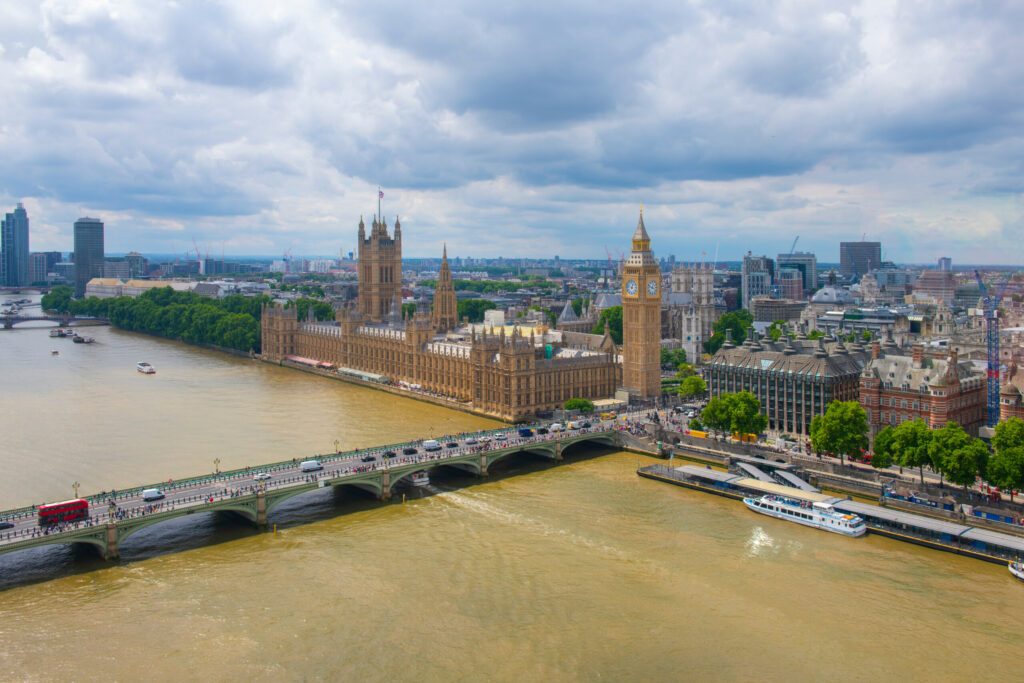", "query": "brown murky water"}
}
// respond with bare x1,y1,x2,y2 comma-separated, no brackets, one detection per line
1,295,1022,682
